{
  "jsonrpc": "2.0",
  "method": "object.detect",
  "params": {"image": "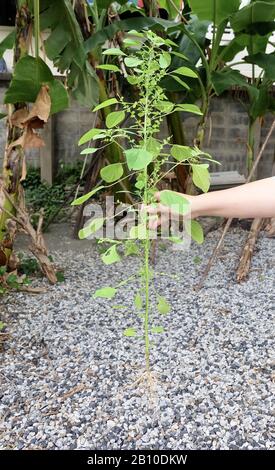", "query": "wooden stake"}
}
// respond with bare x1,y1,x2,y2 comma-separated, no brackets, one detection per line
236,218,263,282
